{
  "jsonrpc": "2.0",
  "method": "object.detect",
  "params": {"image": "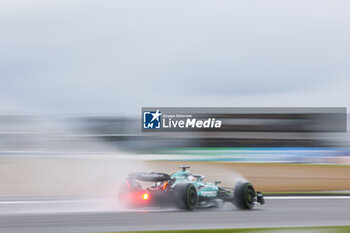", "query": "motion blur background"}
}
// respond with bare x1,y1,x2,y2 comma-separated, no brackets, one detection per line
1,0,350,232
